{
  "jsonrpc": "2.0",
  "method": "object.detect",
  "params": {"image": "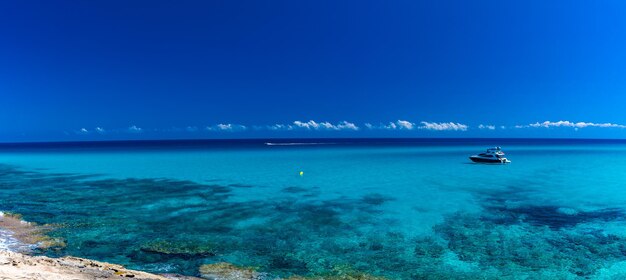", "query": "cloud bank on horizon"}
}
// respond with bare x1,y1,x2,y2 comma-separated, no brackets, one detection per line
292,120,359,131
71,120,626,135
516,121,626,130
